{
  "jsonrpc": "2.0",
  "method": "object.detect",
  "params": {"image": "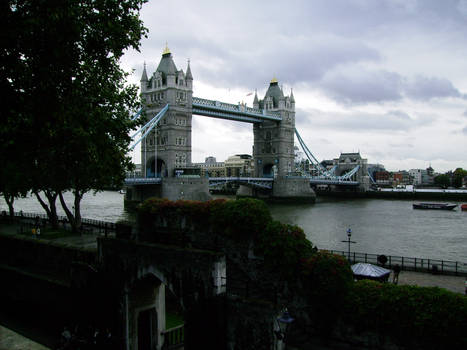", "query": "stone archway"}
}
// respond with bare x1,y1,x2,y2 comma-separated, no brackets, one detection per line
263,163,277,178
146,157,167,178
128,274,165,350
